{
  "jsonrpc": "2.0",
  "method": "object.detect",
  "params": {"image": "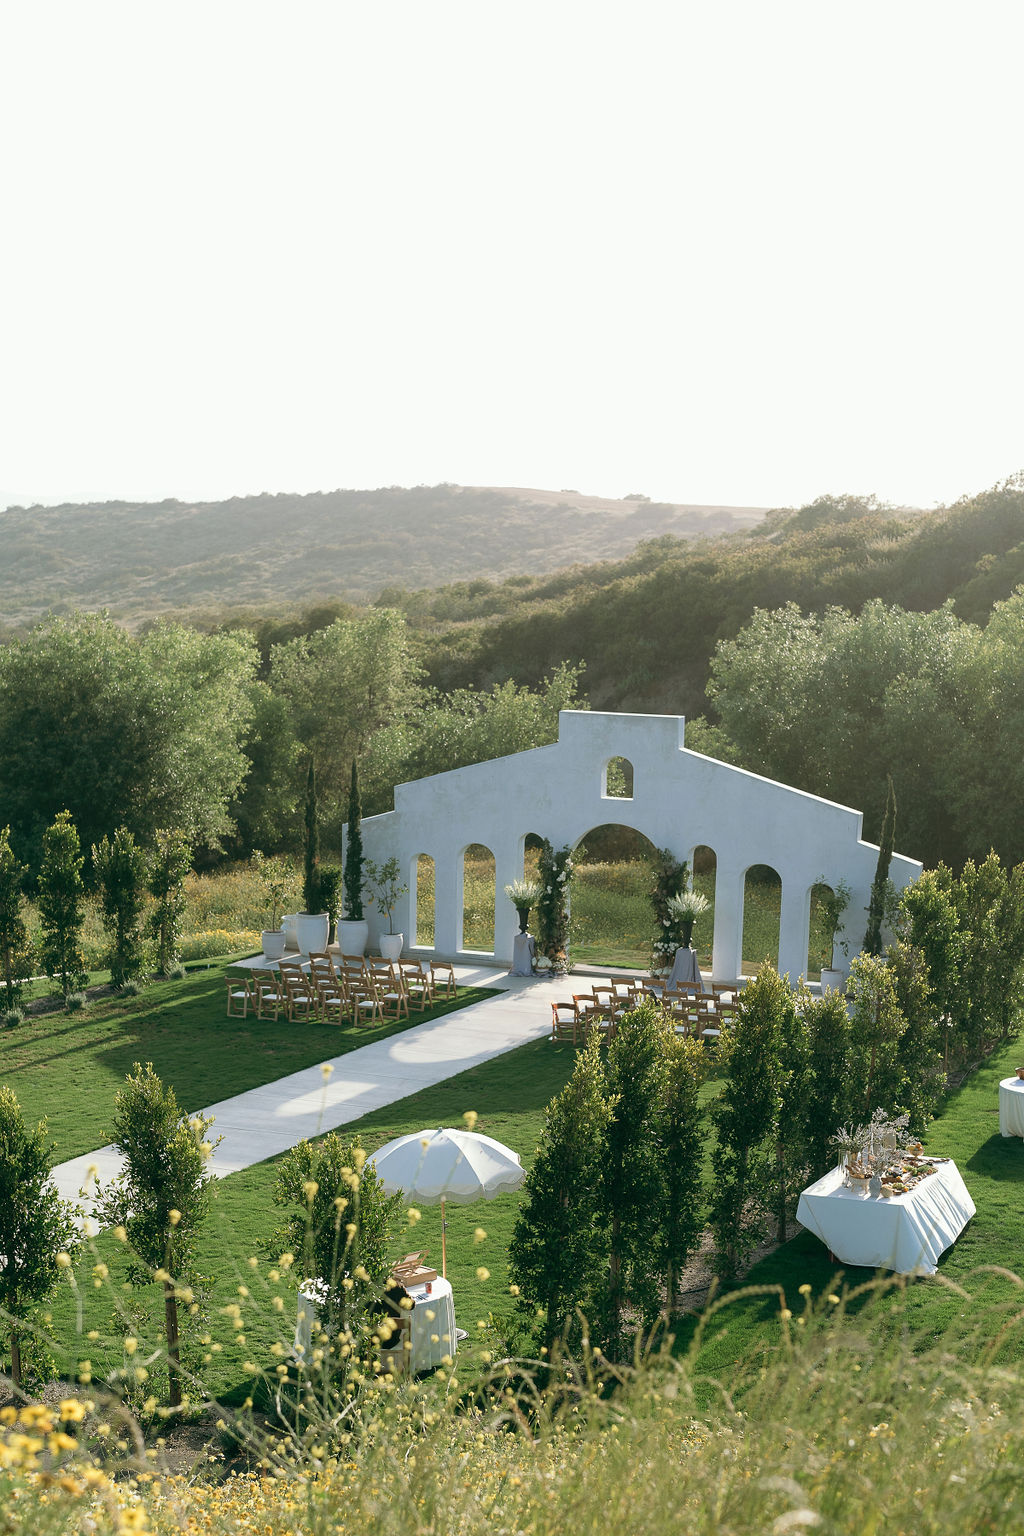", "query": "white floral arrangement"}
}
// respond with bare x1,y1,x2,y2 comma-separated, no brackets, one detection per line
533,954,553,972
666,890,711,922
504,878,542,907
